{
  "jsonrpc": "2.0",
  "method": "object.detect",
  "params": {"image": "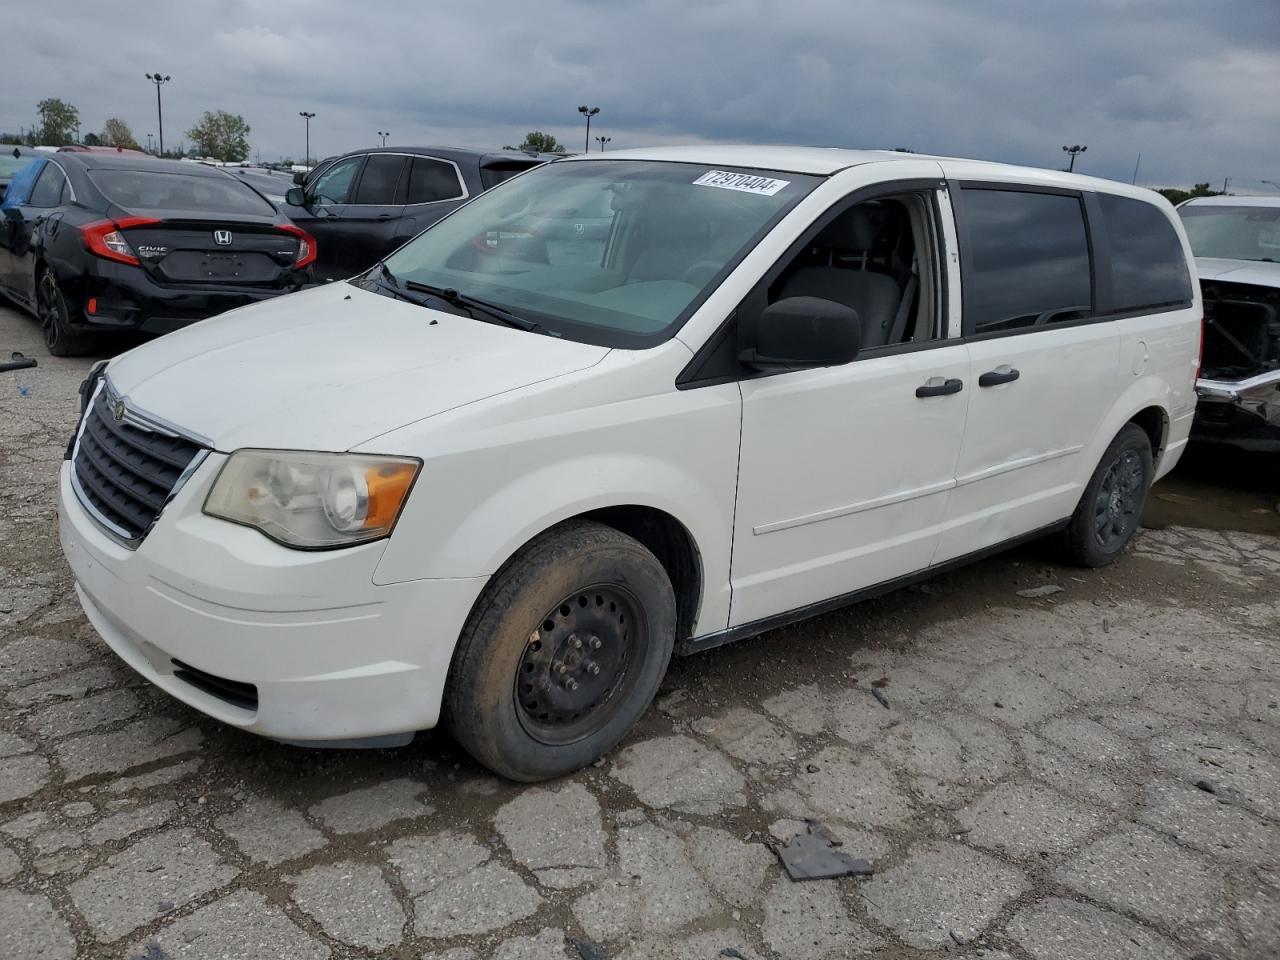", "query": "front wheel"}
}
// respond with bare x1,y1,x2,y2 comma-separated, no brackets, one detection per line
444,521,676,781
1061,423,1153,567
